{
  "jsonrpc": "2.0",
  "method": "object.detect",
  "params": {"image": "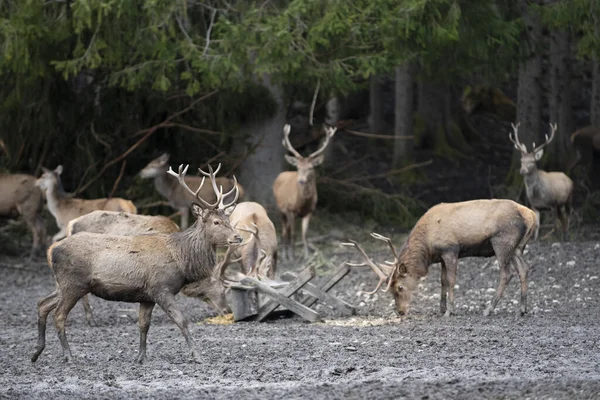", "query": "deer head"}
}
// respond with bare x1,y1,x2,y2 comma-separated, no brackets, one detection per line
35,165,63,191
167,163,241,245
139,153,170,179
282,124,337,185
343,233,412,315
509,123,557,175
